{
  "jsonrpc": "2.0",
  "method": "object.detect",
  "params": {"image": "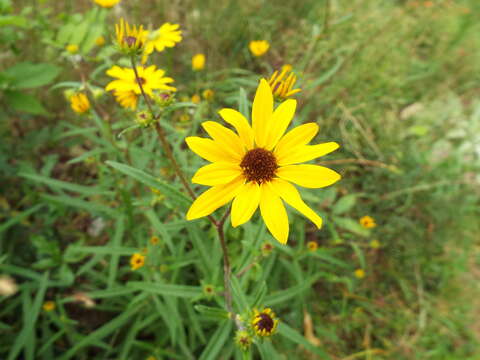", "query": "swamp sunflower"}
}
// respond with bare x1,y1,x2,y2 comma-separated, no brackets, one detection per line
185,79,341,244
105,65,176,109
